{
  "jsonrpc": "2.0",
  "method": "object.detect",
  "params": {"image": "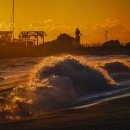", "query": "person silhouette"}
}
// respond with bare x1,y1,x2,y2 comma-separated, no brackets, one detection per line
75,28,82,45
